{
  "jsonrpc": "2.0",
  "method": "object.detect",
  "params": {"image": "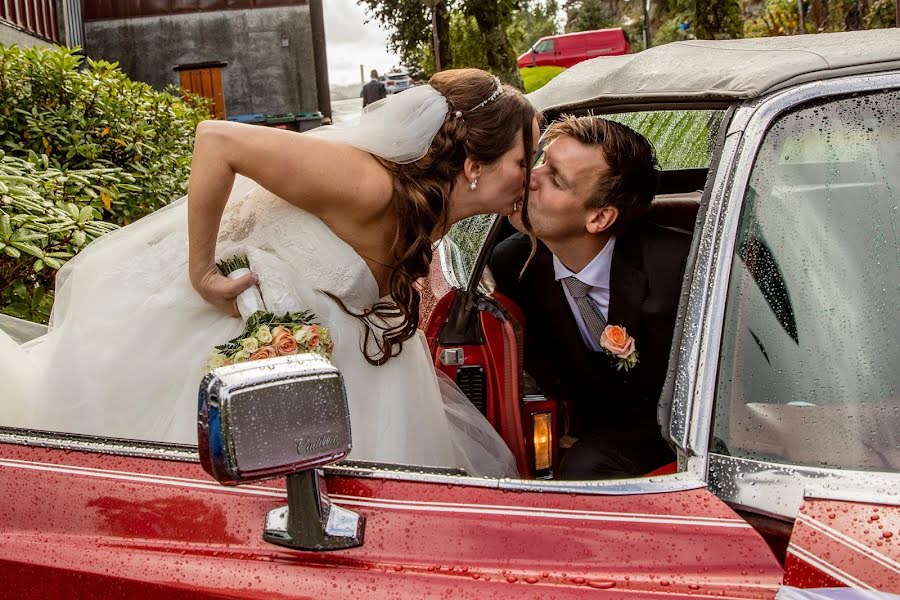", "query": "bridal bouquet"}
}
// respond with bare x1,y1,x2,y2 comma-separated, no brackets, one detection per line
204,256,334,372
